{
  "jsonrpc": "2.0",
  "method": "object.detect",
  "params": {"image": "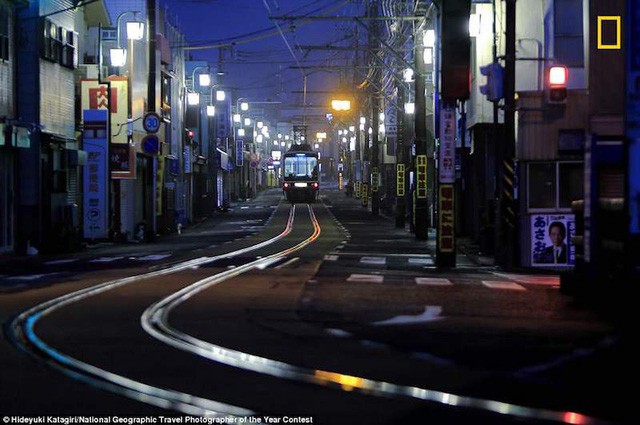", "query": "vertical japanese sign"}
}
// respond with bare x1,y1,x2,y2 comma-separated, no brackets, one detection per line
236,139,244,166
439,106,456,183
438,185,455,253
156,156,164,215
184,146,192,174
82,110,108,239
371,167,379,192
416,155,427,198
530,214,575,266
397,163,405,196
215,97,231,141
